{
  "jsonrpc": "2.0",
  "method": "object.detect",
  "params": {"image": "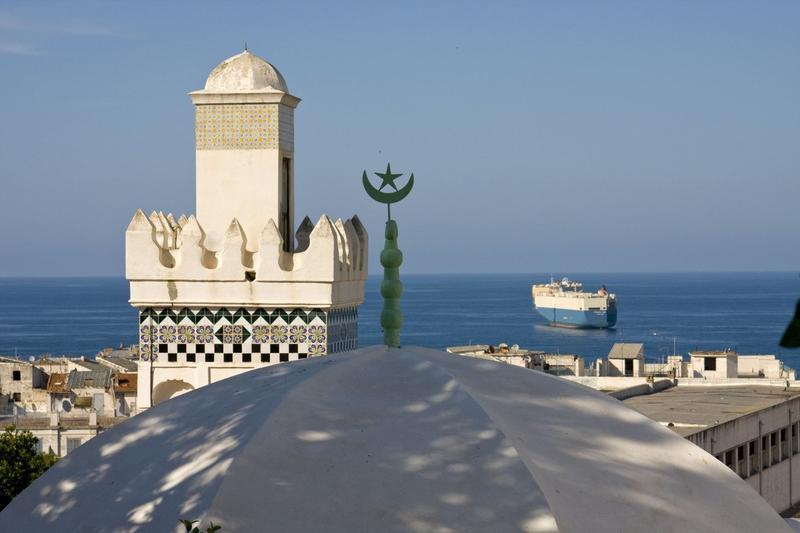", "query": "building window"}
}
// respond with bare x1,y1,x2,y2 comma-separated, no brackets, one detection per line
34,439,43,453
737,446,746,479
11,393,21,402
781,428,788,460
794,423,799,454
771,432,780,465
280,157,292,252
724,450,735,472
624,359,634,376
762,436,770,469
704,357,716,371
12,370,21,381
66,438,82,454
749,441,758,476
